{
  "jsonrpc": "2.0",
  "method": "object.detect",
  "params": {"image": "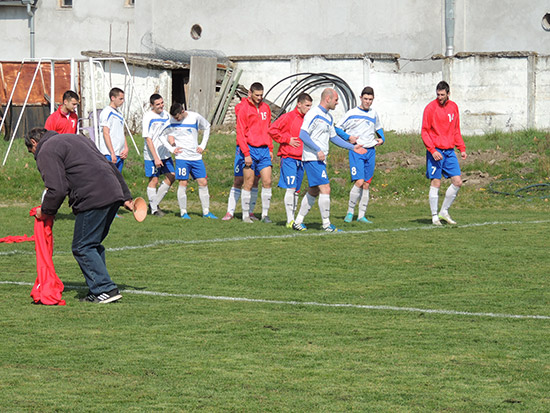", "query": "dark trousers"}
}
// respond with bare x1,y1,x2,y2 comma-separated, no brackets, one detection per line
72,203,120,295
